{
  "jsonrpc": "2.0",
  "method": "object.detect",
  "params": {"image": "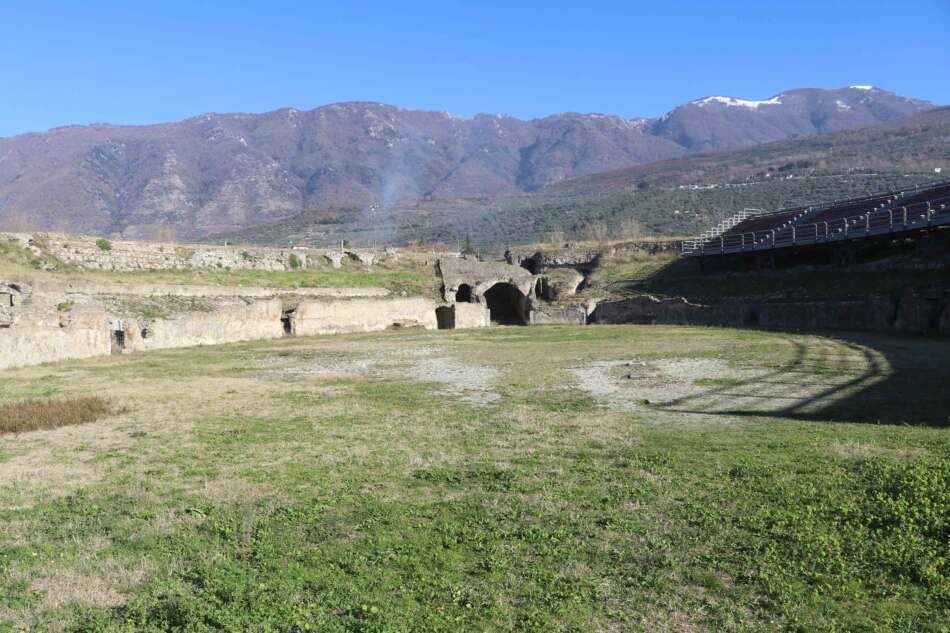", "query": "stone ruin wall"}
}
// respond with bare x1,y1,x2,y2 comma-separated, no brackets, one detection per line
120,300,286,353
4,232,310,272
3,232,404,273
590,291,950,336
0,236,497,372
9,235,945,373
0,325,112,371
292,298,439,335
0,278,491,371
